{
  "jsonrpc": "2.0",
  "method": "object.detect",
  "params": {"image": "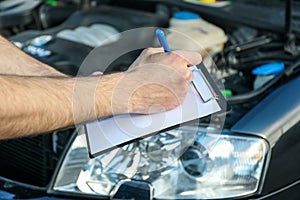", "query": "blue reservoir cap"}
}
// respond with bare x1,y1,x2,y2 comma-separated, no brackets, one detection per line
173,11,201,20
252,62,285,76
